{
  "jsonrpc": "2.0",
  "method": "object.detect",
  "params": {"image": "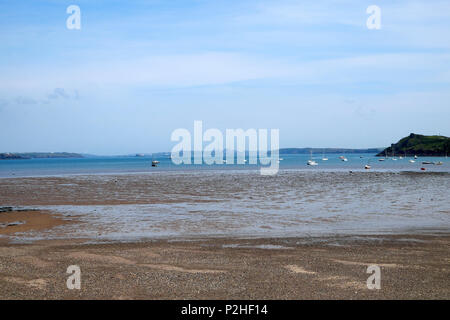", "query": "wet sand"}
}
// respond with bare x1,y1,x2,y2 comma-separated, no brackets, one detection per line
0,235,449,299
0,172,449,299
0,209,72,236
1,172,449,239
